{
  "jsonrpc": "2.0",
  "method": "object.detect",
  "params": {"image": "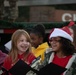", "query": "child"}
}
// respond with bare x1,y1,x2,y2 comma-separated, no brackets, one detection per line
68,21,76,48
29,24,49,62
2,29,36,75
0,50,7,70
40,26,76,75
